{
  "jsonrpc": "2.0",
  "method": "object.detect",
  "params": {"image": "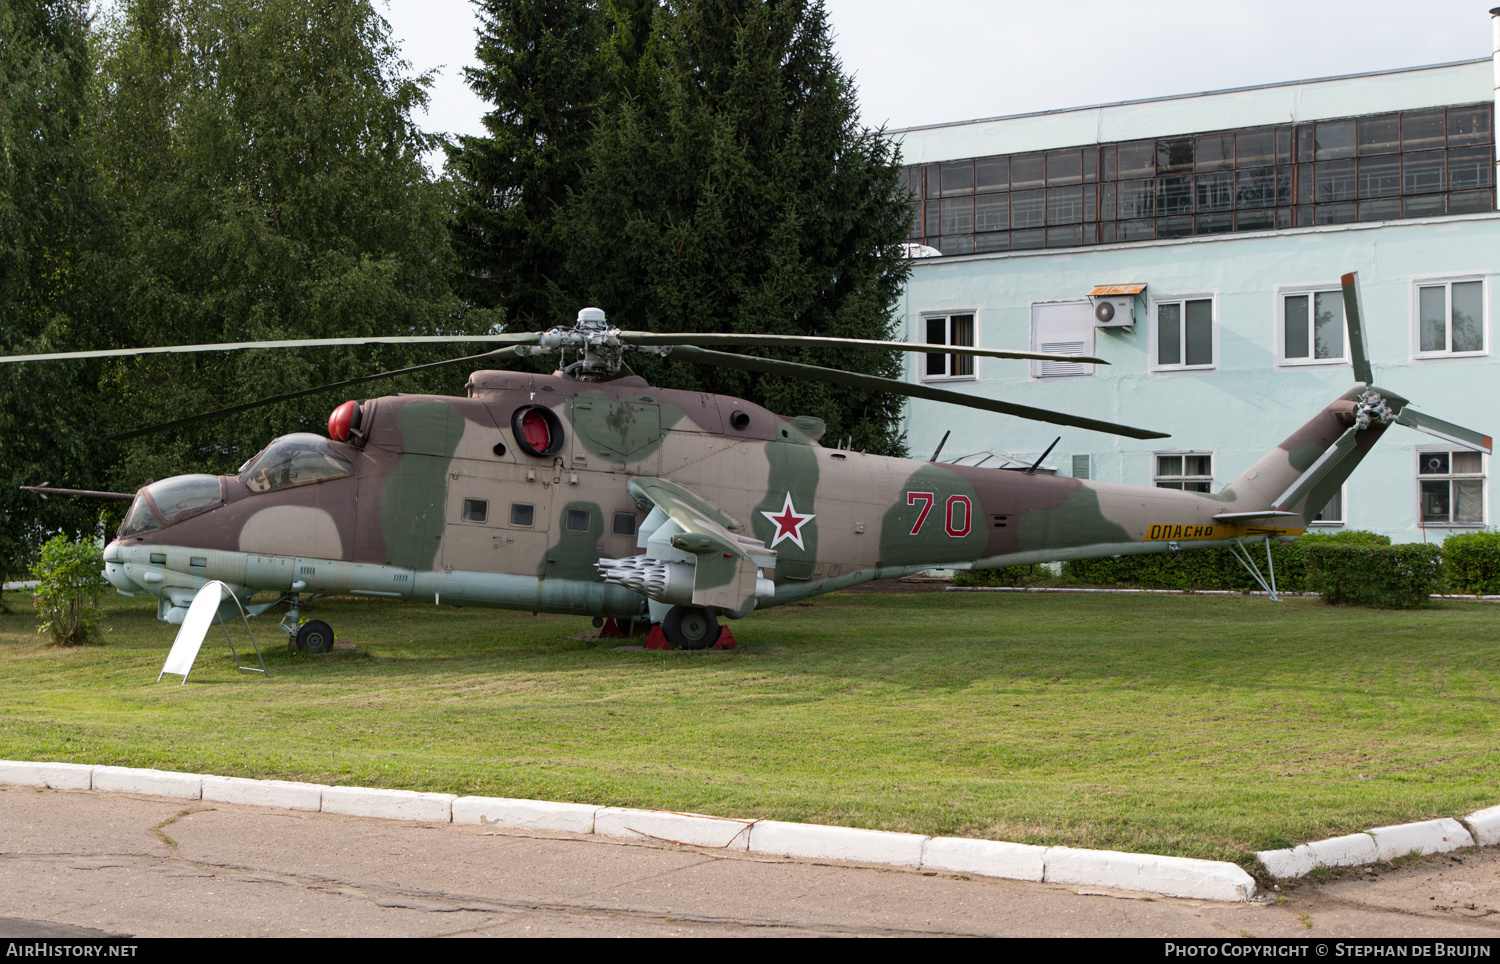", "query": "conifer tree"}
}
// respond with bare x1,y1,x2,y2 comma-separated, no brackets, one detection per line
447,0,607,327
558,0,912,455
